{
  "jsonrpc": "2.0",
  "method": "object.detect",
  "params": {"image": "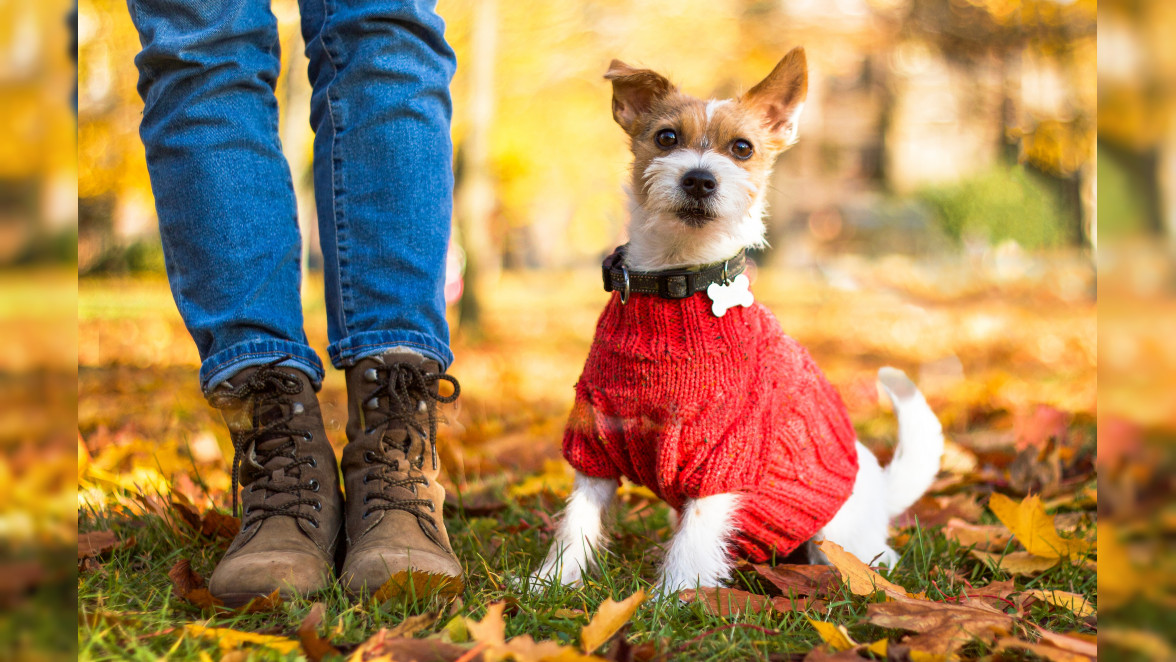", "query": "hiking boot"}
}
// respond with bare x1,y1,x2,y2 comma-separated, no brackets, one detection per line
340,348,463,598
205,360,343,607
